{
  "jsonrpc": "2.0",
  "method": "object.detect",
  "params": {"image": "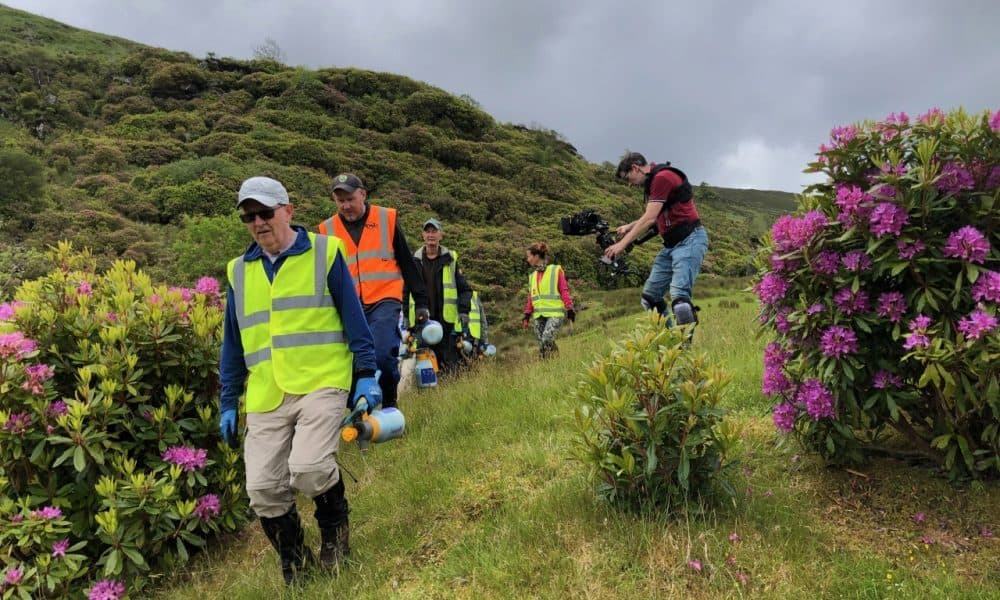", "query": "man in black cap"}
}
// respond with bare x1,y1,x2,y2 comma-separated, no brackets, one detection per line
404,218,473,374
318,174,428,409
